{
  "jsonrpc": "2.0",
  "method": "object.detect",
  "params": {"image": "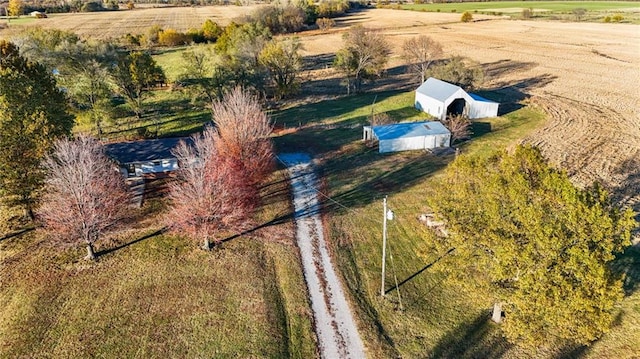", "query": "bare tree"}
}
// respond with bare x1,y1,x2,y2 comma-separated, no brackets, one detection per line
333,26,391,94
165,127,258,250
402,35,443,84
211,87,274,186
39,135,129,260
443,114,472,143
